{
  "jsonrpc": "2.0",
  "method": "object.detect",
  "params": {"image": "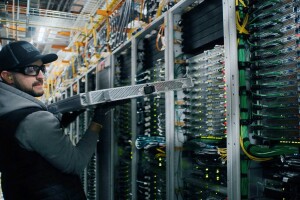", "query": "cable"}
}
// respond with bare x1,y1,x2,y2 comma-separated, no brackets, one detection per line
156,24,165,51
155,0,166,18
